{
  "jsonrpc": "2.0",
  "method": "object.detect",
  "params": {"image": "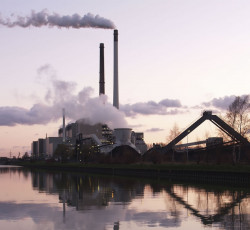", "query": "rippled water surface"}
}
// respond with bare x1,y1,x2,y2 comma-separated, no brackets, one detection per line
0,165,249,230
